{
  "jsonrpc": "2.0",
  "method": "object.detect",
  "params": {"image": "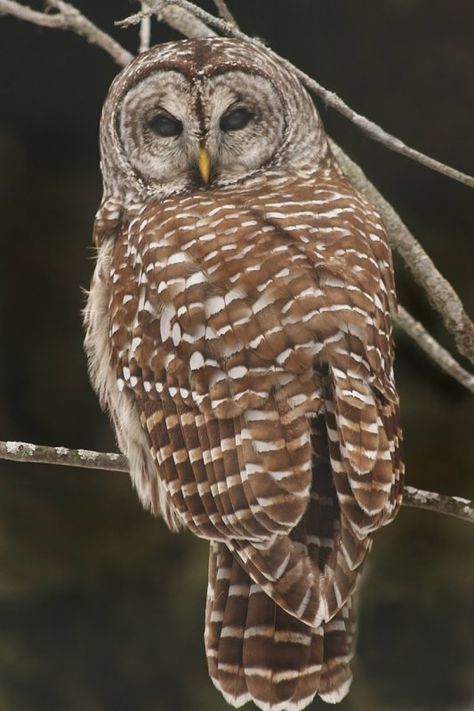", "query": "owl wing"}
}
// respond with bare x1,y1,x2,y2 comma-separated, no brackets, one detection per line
107,176,402,626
